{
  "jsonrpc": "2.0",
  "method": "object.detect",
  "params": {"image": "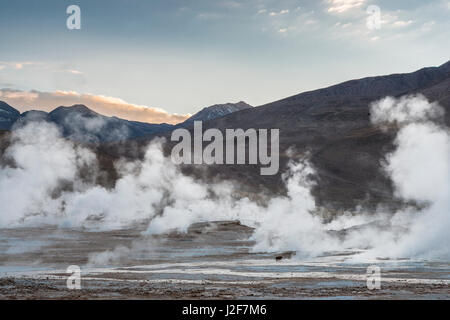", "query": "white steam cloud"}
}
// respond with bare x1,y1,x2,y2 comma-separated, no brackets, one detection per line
0,94,448,262
365,94,449,259
0,122,97,226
